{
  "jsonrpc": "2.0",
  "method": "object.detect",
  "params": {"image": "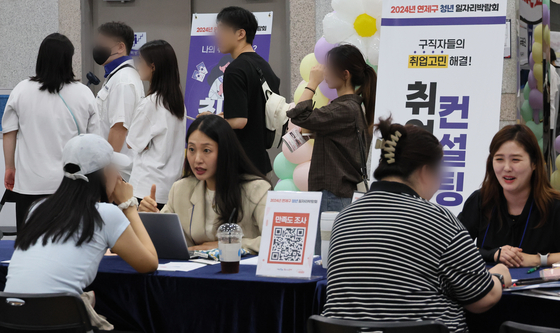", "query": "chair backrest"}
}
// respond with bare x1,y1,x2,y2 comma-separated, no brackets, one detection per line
307,315,449,333
0,292,93,332
500,321,560,333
